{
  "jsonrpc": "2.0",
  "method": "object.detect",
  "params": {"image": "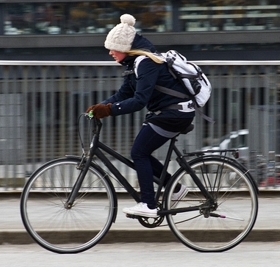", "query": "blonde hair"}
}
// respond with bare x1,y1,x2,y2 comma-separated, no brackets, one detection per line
127,49,164,64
